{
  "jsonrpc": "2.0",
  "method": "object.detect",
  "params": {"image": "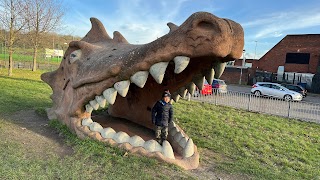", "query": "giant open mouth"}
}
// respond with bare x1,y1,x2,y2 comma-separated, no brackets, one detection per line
41,12,244,170
74,55,228,169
